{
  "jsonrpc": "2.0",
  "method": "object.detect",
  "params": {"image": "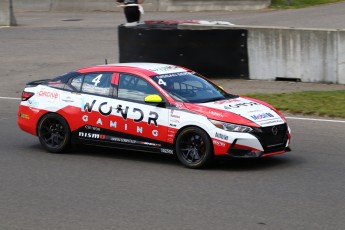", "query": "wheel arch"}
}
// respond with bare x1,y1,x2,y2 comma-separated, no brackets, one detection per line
36,112,71,136
173,124,214,155
36,112,72,153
